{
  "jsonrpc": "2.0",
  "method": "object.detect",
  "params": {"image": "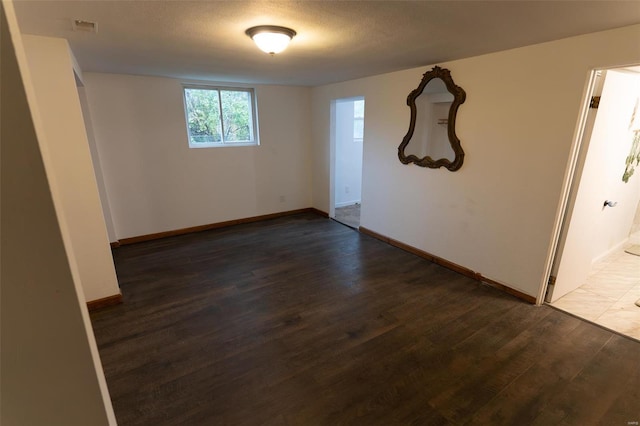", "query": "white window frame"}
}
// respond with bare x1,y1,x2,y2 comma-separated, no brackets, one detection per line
182,84,260,148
